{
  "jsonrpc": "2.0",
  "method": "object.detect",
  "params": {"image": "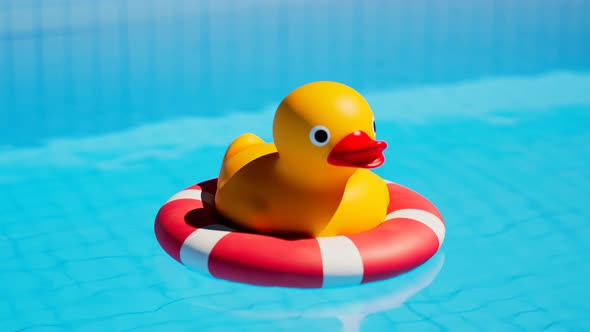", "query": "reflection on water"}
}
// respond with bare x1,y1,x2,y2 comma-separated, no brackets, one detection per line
199,253,445,332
